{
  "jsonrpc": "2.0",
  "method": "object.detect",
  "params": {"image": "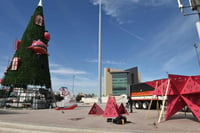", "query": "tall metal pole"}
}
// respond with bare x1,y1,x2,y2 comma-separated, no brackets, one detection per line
98,0,102,104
